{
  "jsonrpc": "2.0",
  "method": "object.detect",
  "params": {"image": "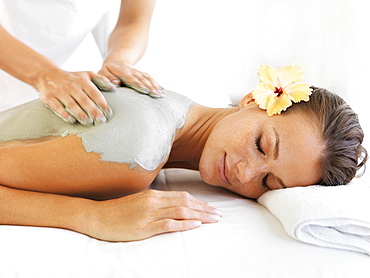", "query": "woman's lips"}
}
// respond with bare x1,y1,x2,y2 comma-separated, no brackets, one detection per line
219,153,231,184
